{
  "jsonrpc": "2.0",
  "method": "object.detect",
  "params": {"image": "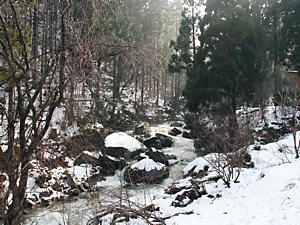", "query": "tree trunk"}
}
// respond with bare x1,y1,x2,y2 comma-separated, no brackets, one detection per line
272,3,280,94
31,1,39,81
163,73,167,105
141,64,145,109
